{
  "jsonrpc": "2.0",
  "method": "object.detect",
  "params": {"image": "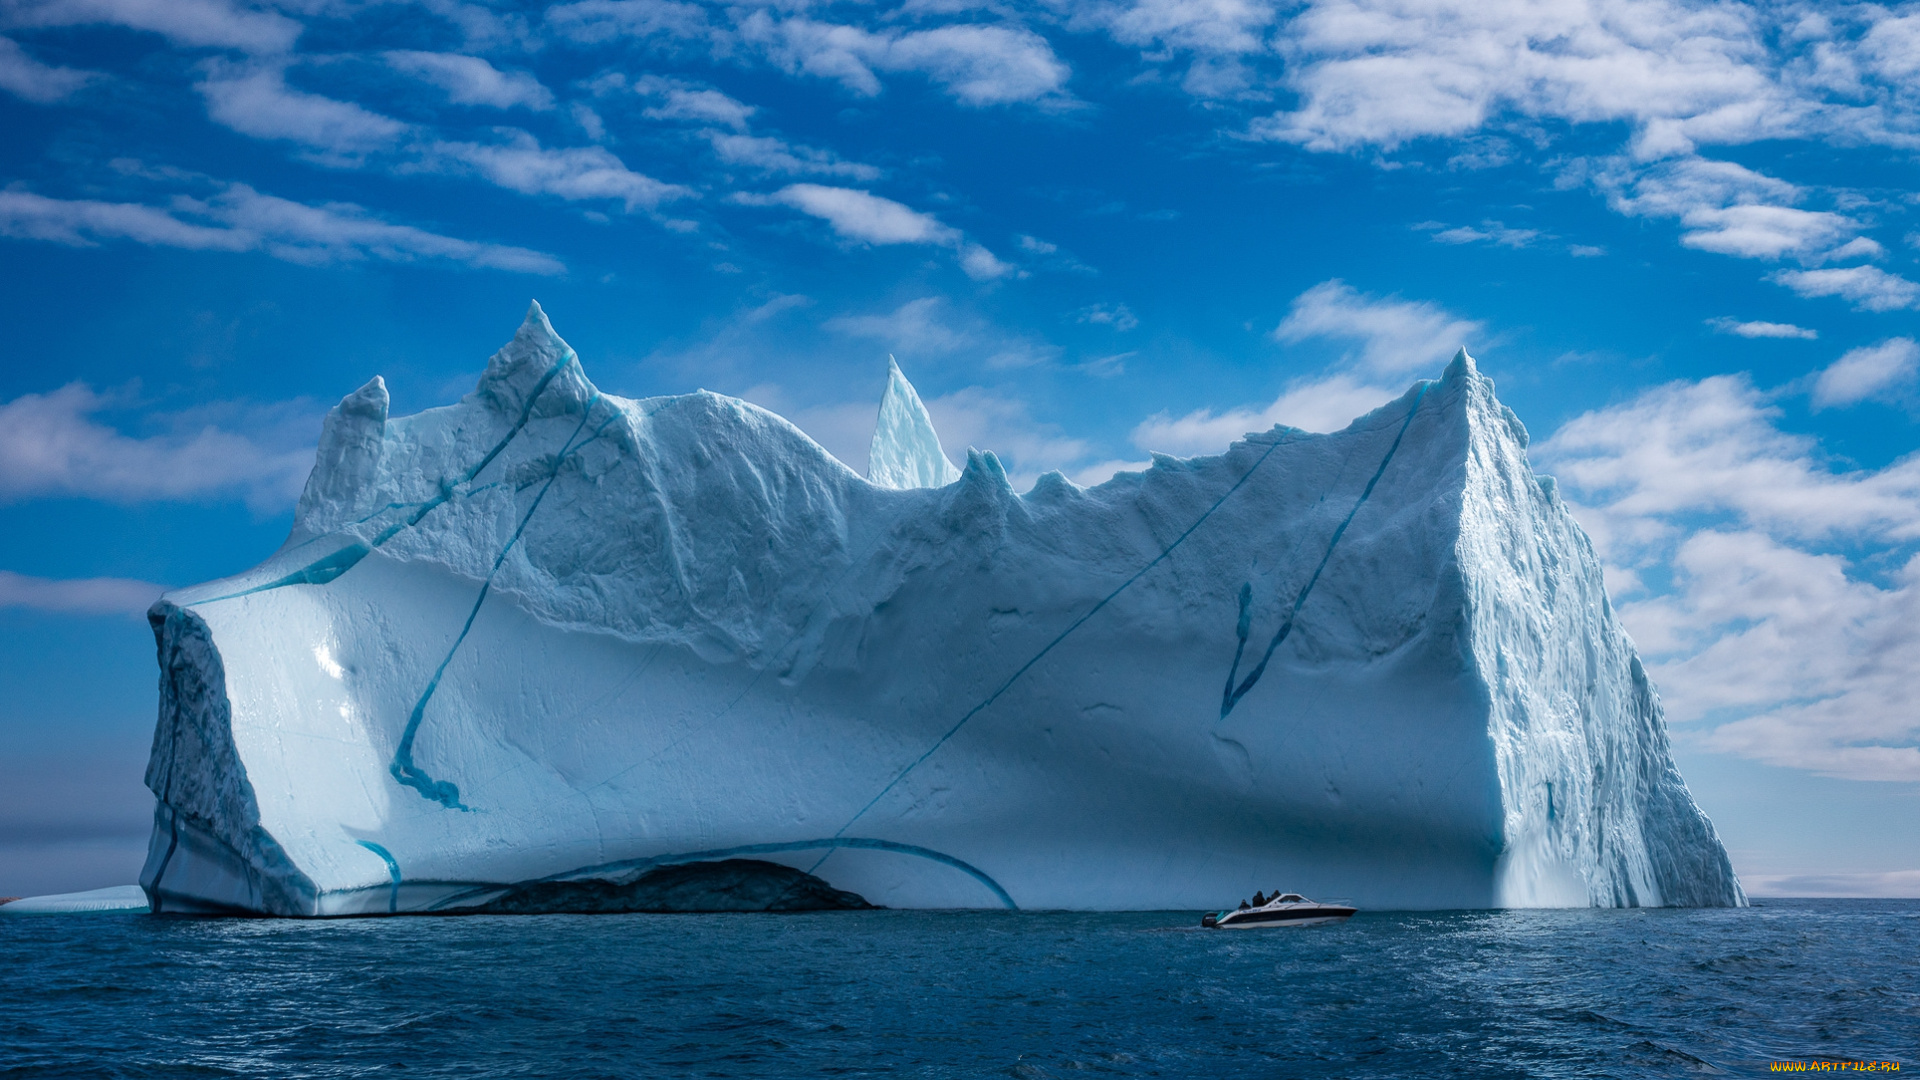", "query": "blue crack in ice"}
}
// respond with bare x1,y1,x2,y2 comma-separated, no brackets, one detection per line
819,422,1312,856
354,840,403,914
188,353,579,606
1219,383,1430,719
390,396,618,809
